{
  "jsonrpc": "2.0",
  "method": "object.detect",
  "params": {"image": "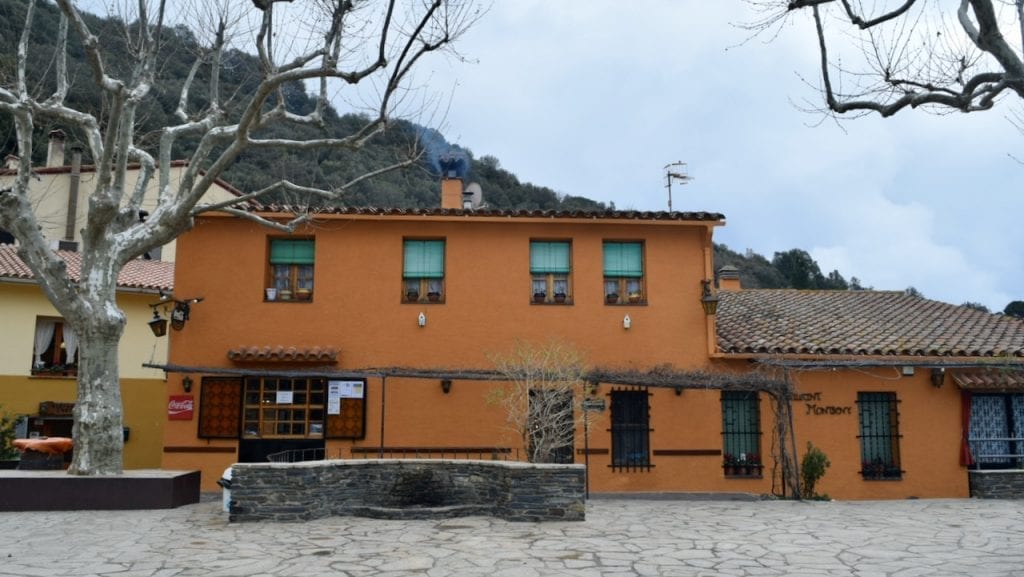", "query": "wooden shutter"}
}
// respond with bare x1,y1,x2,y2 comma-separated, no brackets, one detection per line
326,399,366,439
198,377,243,439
